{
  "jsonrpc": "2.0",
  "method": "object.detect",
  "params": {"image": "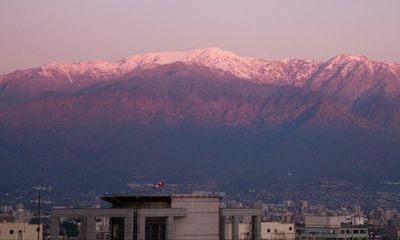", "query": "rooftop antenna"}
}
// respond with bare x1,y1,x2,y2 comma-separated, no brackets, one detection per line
33,186,49,240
